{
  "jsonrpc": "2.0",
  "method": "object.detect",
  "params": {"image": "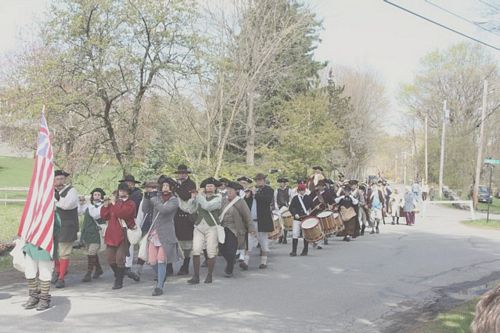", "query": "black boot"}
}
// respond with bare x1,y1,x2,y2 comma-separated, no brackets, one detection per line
36,280,51,311
290,239,298,256
188,255,200,285
125,267,140,282
323,237,328,245
166,263,174,276
205,258,215,283
93,255,103,279
396,217,399,225
36,294,51,311
82,255,93,282
300,240,308,256
376,221,380,234
278,236,283,244
112,267,124,290
282,230,288,244
178,257,190,276
361,224,365,236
